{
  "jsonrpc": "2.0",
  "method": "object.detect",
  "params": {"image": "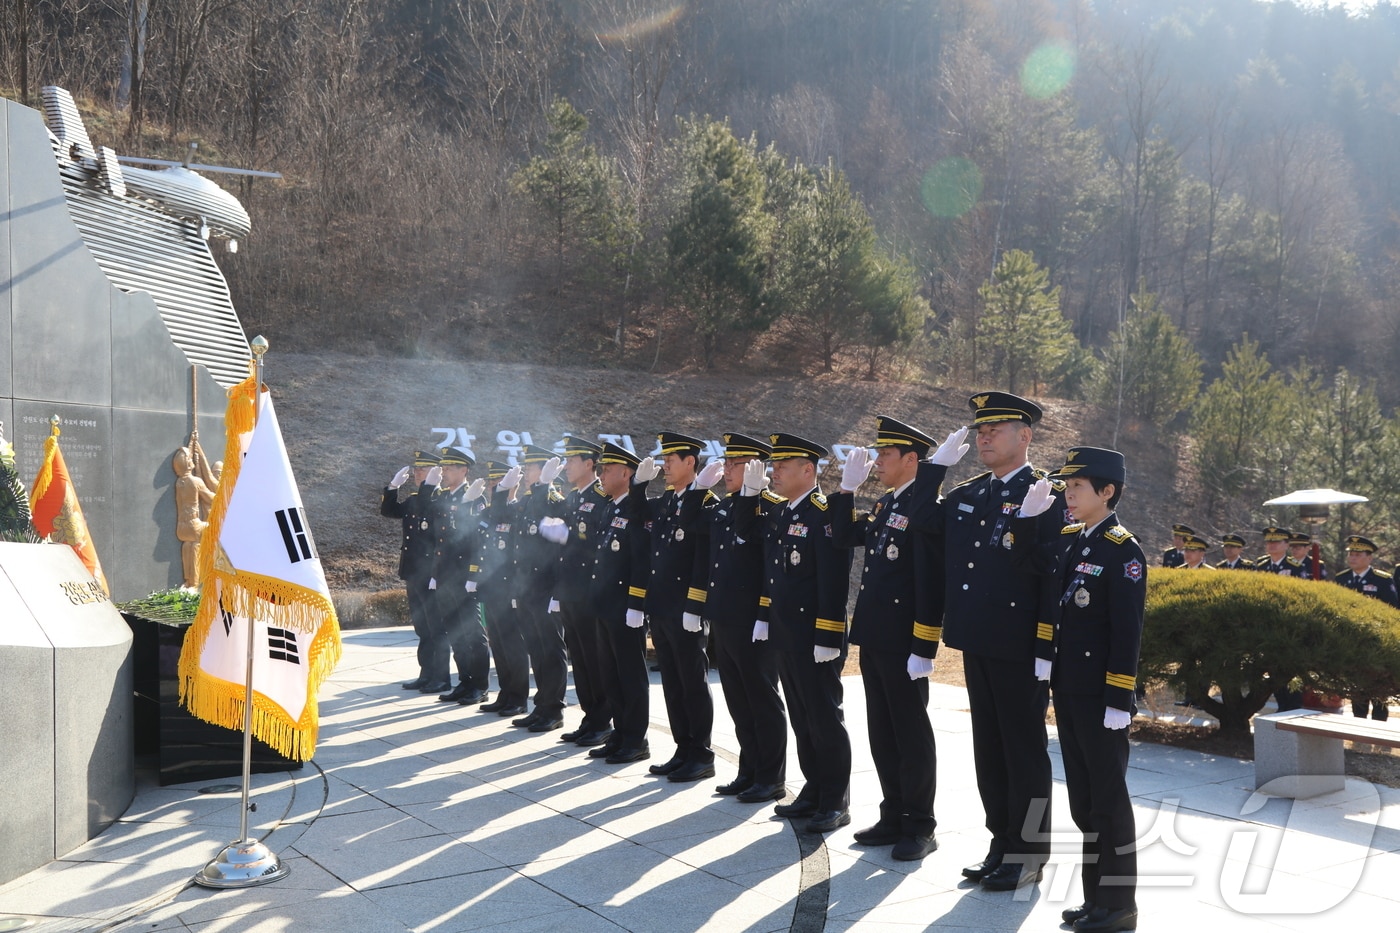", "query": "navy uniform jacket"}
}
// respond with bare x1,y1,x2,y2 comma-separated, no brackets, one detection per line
1161,547,1184,568
589,486,651,622
472,488,515,593
1253,555,1306,577
1216,558,1250,570
511,482,565,601
738,486,851,653
685,489,769,627
556,481,610,603
911,462,1067,663
830,480,941,658
643,485,706,620
428,482,480,586
1049,515,1147,712
1334,568,1400,607
1297,555,1329,580
381,485,434,582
